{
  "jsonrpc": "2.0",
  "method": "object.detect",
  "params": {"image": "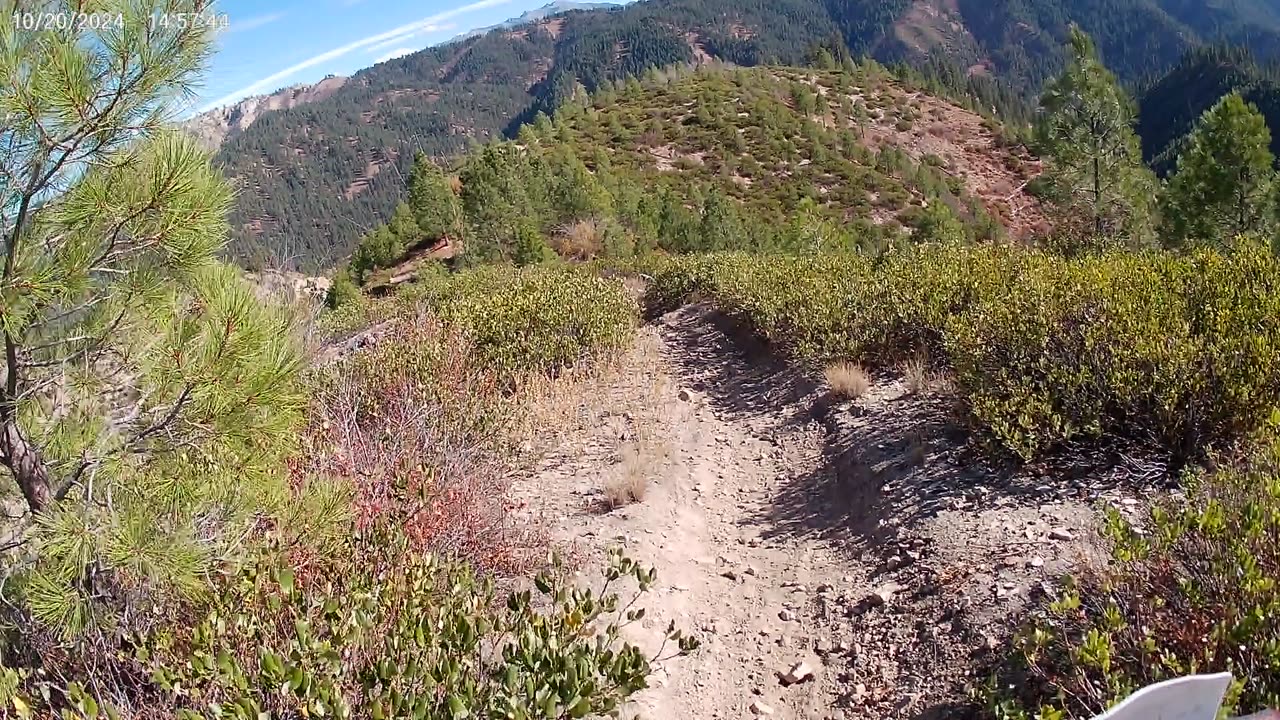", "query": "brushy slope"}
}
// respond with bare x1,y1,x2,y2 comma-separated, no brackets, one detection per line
648,240,1280,462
